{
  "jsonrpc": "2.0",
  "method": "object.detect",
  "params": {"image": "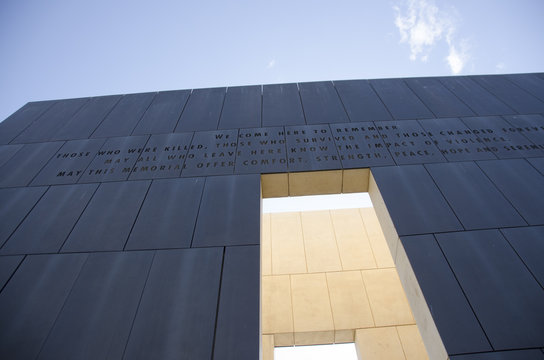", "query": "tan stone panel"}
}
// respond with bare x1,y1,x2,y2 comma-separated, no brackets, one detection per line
331,209,377,270
326,271,374,332
262,275,294,343
262,334,275,360
261,213,272,276
335,329,355,343
359,207,394,268
289,170,342,196
355,327,406,360
362,268,415,327
397,325,429,360
300,211,342,273
291,273,334,345
271,212,307,275
342,168,370,193
261,173,289,198
368,172,400,263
